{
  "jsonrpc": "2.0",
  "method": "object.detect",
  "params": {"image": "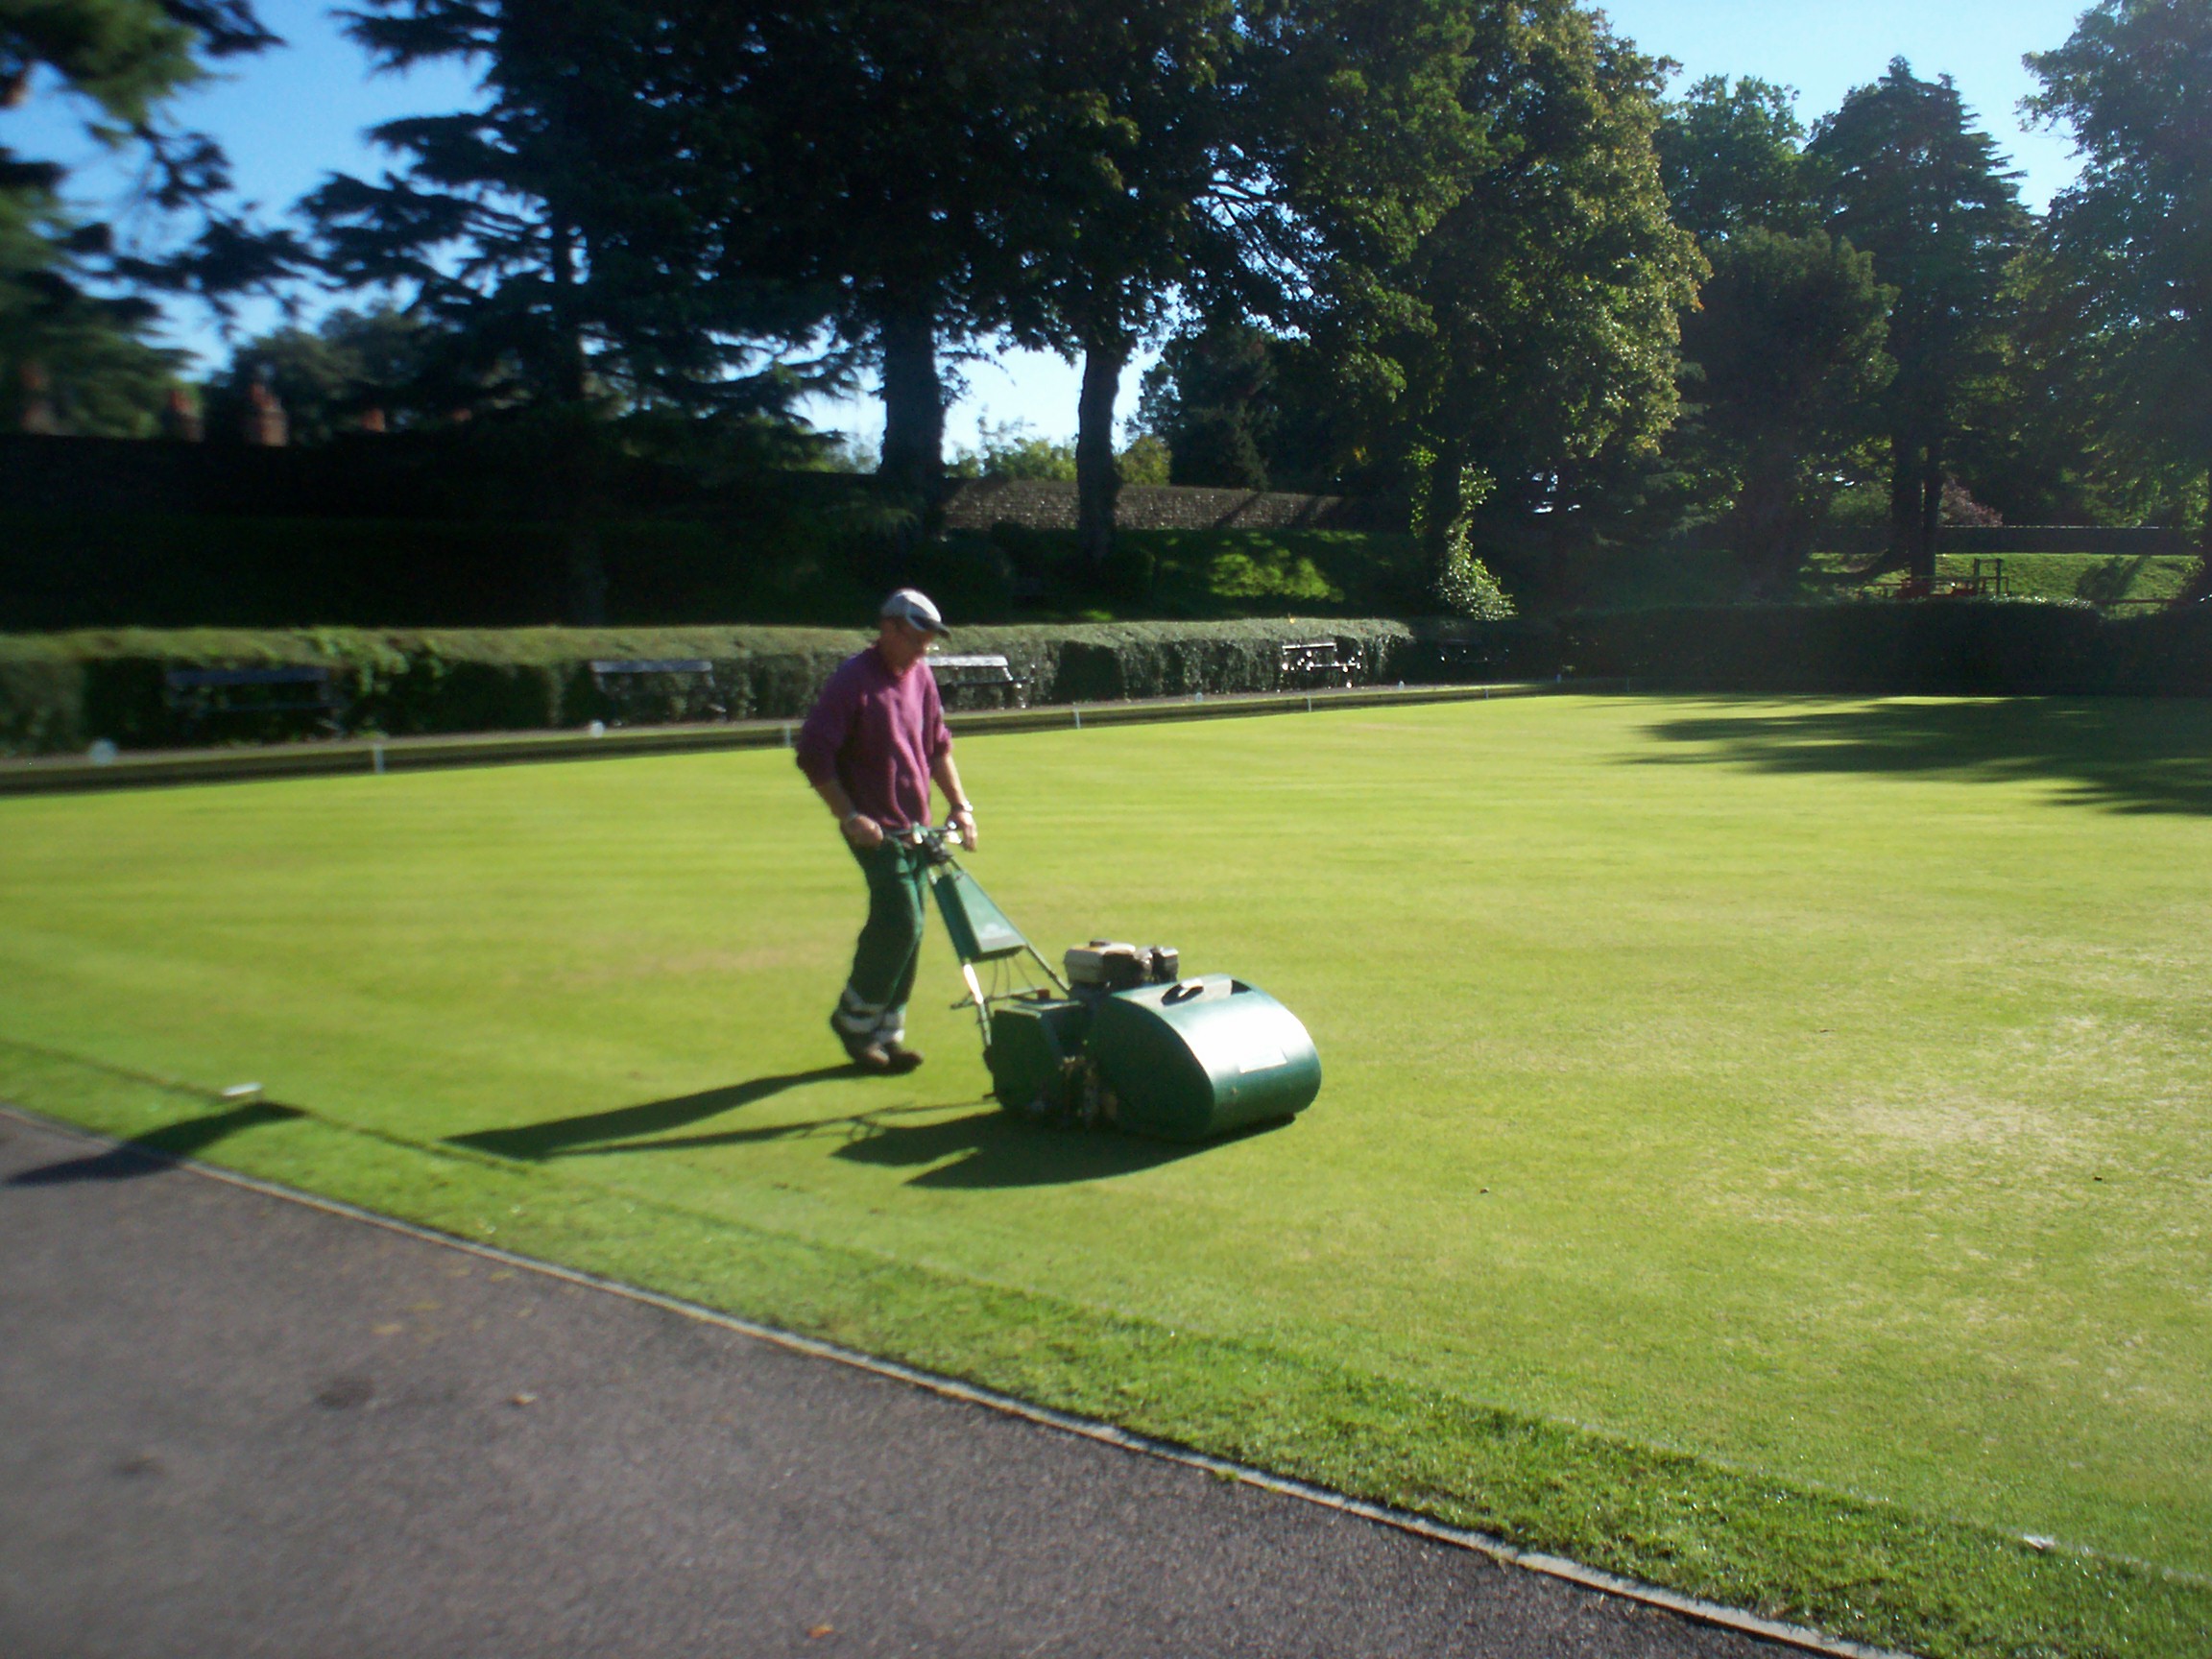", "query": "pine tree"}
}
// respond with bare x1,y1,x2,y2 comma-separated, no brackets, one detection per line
1808,60,2030,578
